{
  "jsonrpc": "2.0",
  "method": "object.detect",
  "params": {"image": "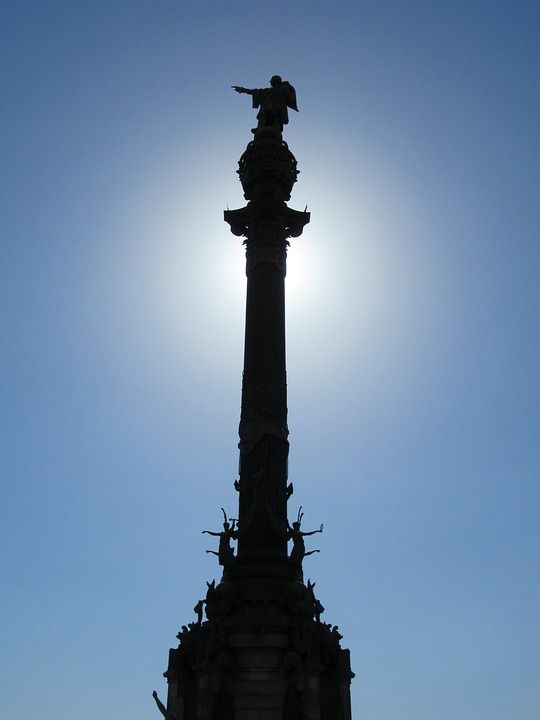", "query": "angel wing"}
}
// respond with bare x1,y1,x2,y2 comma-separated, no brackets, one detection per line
282,81,298,112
